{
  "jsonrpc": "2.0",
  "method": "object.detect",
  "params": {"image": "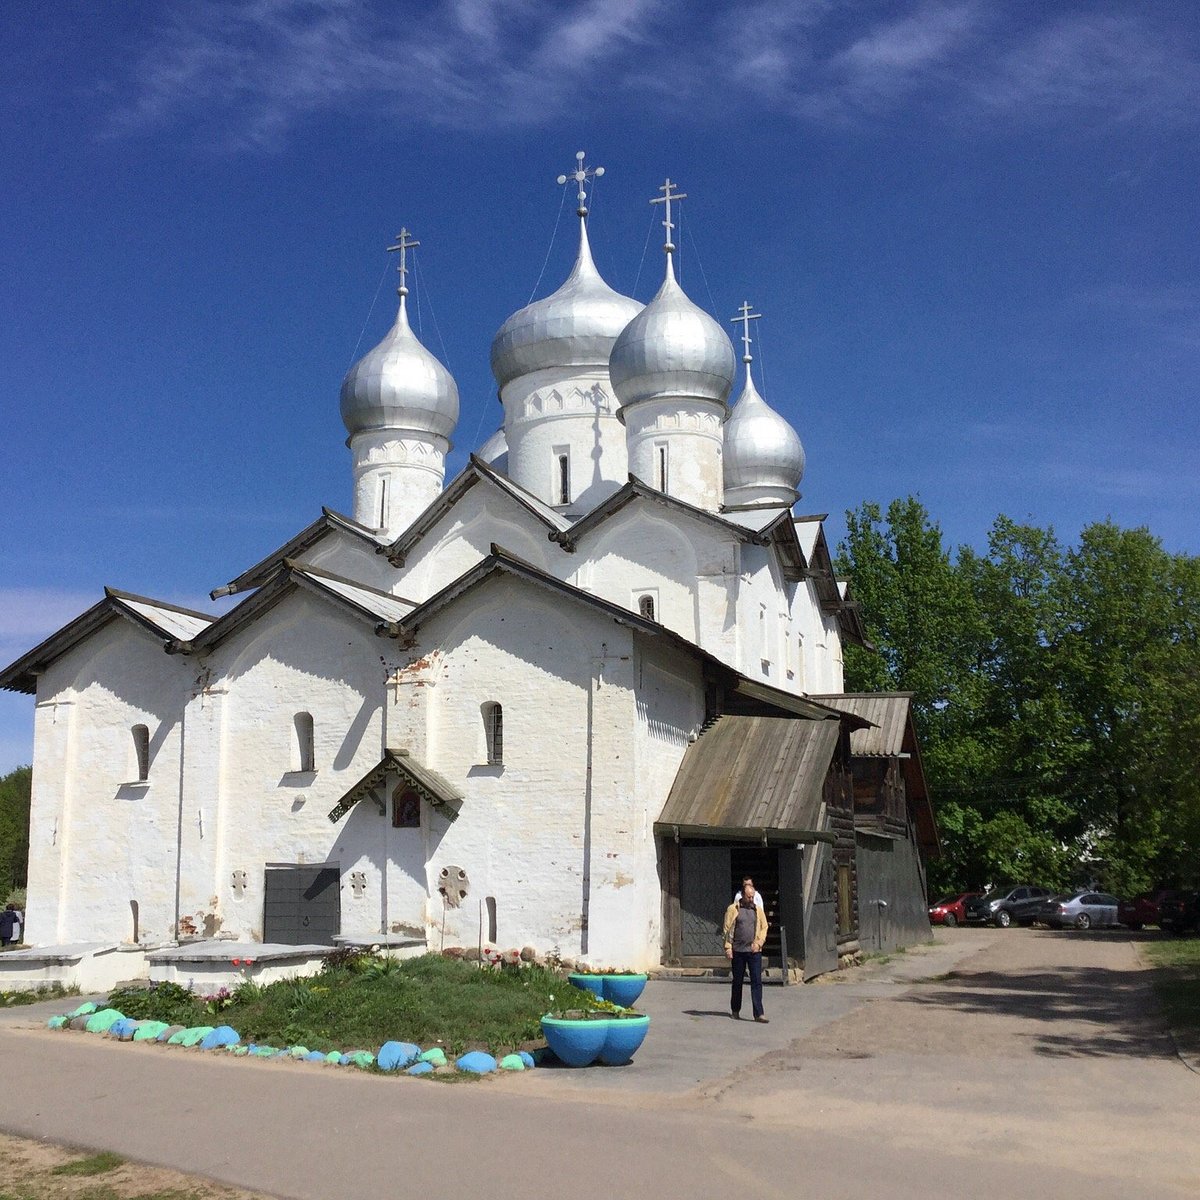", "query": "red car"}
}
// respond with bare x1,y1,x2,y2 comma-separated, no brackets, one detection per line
1118,889,1175,930
929,892,982,927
